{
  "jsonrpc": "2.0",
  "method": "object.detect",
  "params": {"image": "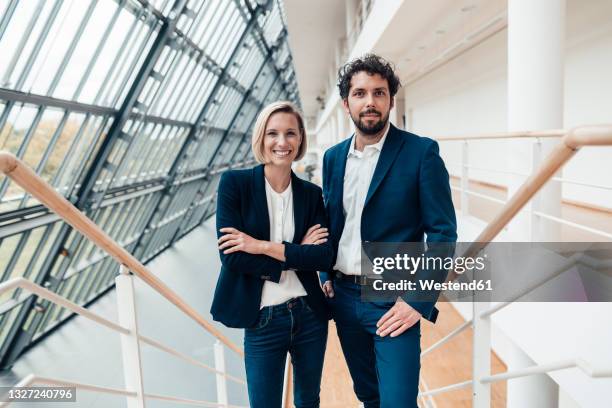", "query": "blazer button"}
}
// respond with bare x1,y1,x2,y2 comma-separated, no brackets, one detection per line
261,275,270,280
